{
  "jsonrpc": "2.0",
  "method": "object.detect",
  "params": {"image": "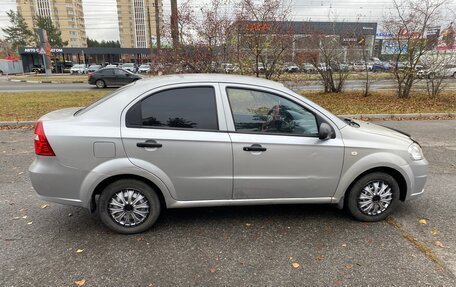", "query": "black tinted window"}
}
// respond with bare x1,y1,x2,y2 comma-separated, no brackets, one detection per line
115,69,128,76
100,69,113,75
127,87,218,130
